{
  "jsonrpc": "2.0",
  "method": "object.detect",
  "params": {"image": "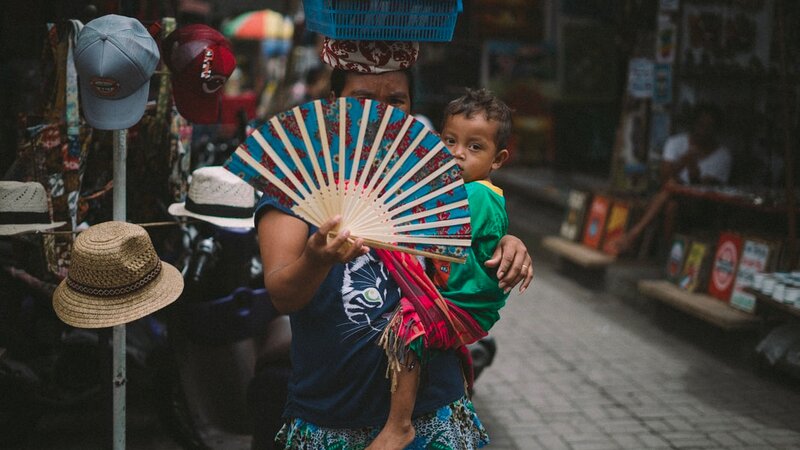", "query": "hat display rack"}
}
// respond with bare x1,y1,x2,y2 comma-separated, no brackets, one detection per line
67,16,248,448
112,128,127,450
71,14,164,450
